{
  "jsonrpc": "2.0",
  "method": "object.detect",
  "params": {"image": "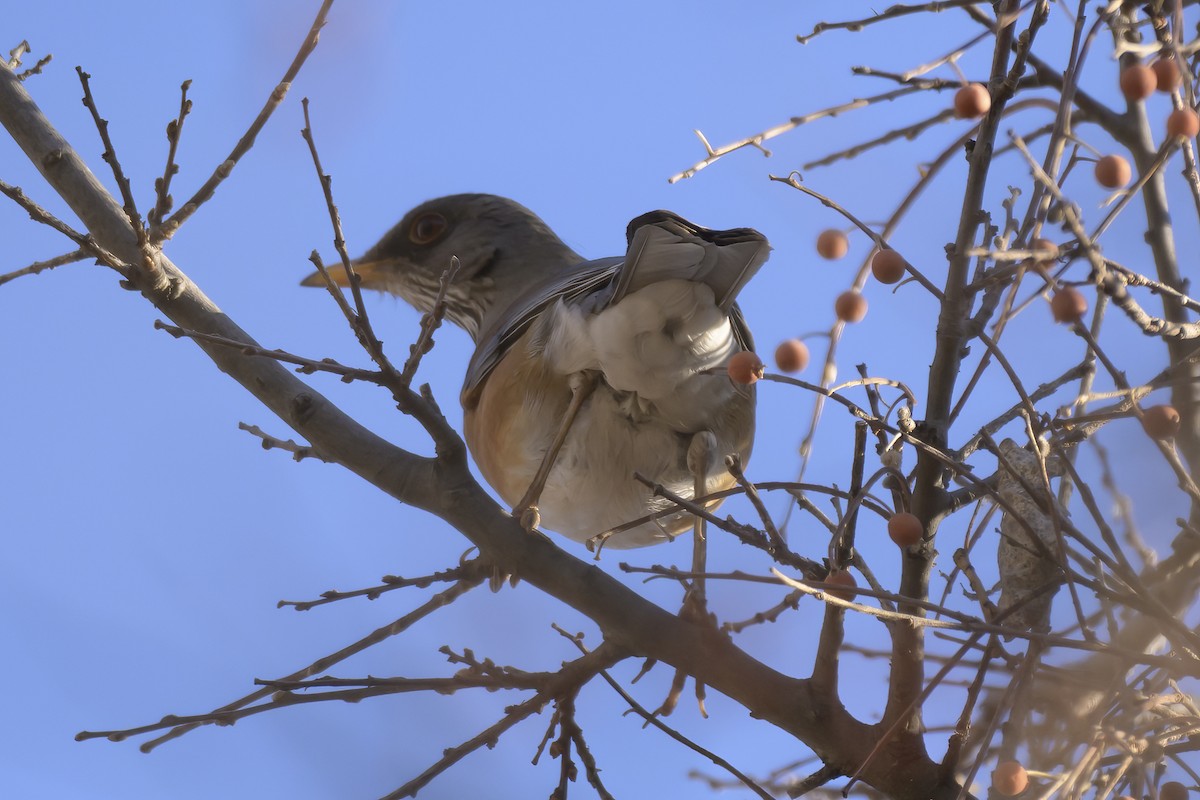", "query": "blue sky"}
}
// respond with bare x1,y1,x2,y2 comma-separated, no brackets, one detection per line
3,2,1196,798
